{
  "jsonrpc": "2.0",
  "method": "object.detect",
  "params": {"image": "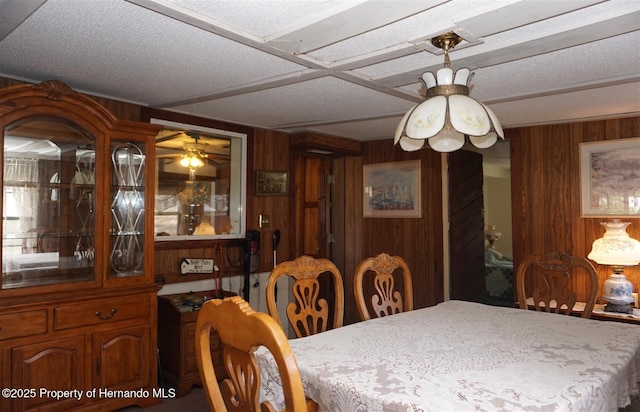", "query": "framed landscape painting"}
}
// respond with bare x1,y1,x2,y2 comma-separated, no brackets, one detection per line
363,160,421,218
256,170,288,196
579,137,640,217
